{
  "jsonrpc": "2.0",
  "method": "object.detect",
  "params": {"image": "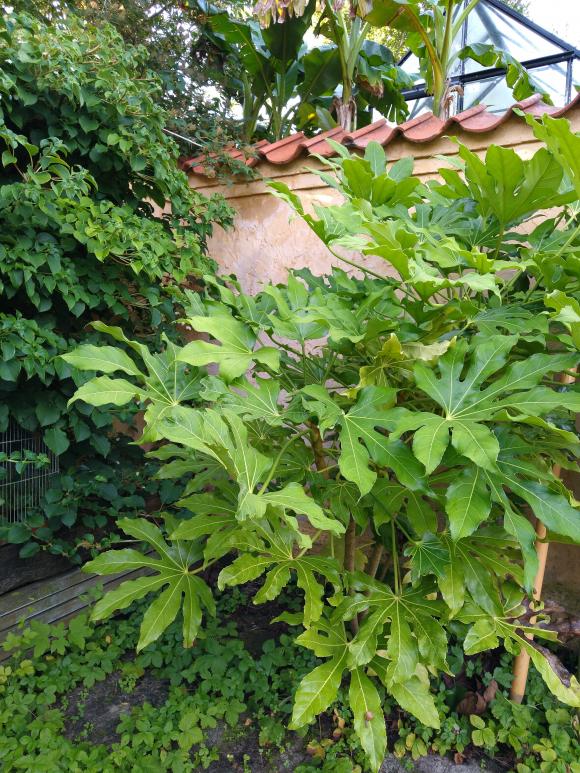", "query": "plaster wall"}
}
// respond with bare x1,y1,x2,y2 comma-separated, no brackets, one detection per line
188,114,580,293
